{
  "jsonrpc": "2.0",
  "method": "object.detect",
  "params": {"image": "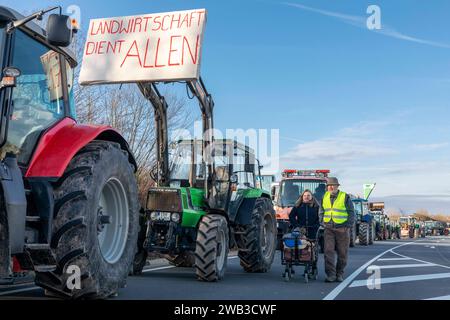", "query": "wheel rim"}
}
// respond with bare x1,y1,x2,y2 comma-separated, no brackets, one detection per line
216,226,227,269
97,177,129,264
261,213,275,259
